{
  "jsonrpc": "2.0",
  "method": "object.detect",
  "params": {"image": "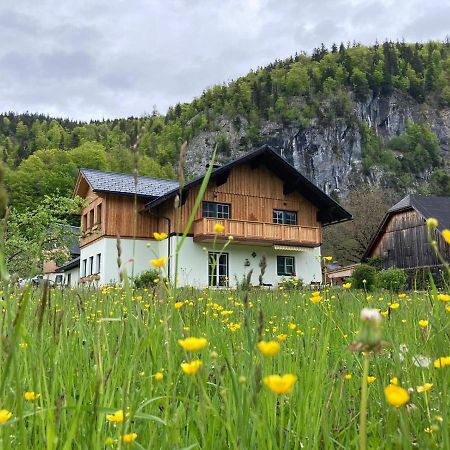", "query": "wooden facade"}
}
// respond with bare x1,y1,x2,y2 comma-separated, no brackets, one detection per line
367,209,450,269
155,164,322,246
